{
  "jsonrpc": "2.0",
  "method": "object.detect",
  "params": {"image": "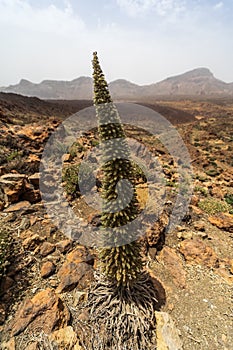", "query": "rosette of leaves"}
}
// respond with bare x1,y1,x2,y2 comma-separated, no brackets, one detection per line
92,51,143,287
